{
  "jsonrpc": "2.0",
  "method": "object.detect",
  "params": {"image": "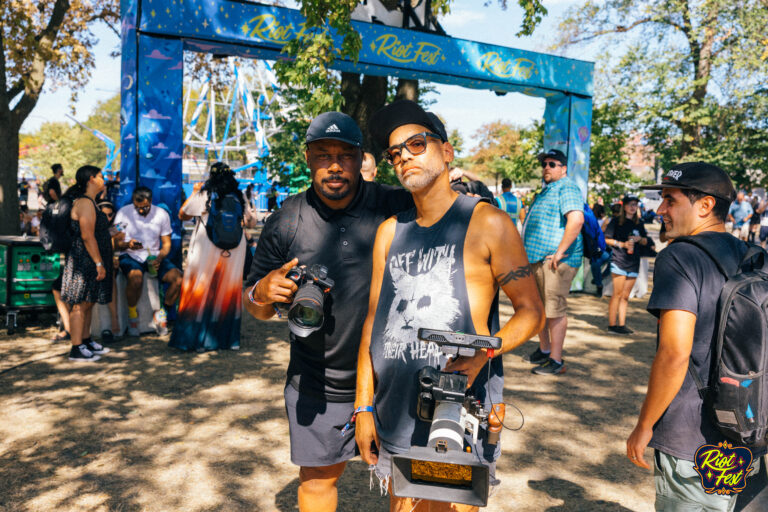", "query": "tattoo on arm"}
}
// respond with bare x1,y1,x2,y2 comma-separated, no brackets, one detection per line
495,265,533,286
